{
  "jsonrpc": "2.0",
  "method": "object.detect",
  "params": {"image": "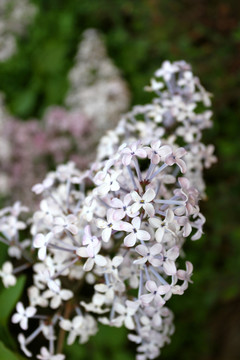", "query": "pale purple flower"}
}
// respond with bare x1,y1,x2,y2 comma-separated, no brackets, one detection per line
134,243,163,267
82,225,99,257
114,301,139,329
165,147,187,173
175,177,199,215
141,280,170,306
76,244,107,271
53,215,78,235
162,246,179,275
121,143,147,166
145,140,172,164
155,61,179,81
177,261,193,283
